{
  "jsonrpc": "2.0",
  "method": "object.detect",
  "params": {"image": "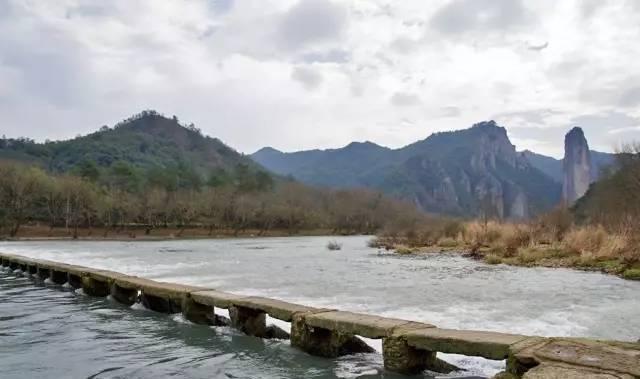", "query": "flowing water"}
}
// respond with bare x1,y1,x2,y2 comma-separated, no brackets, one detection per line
1,236,639,378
